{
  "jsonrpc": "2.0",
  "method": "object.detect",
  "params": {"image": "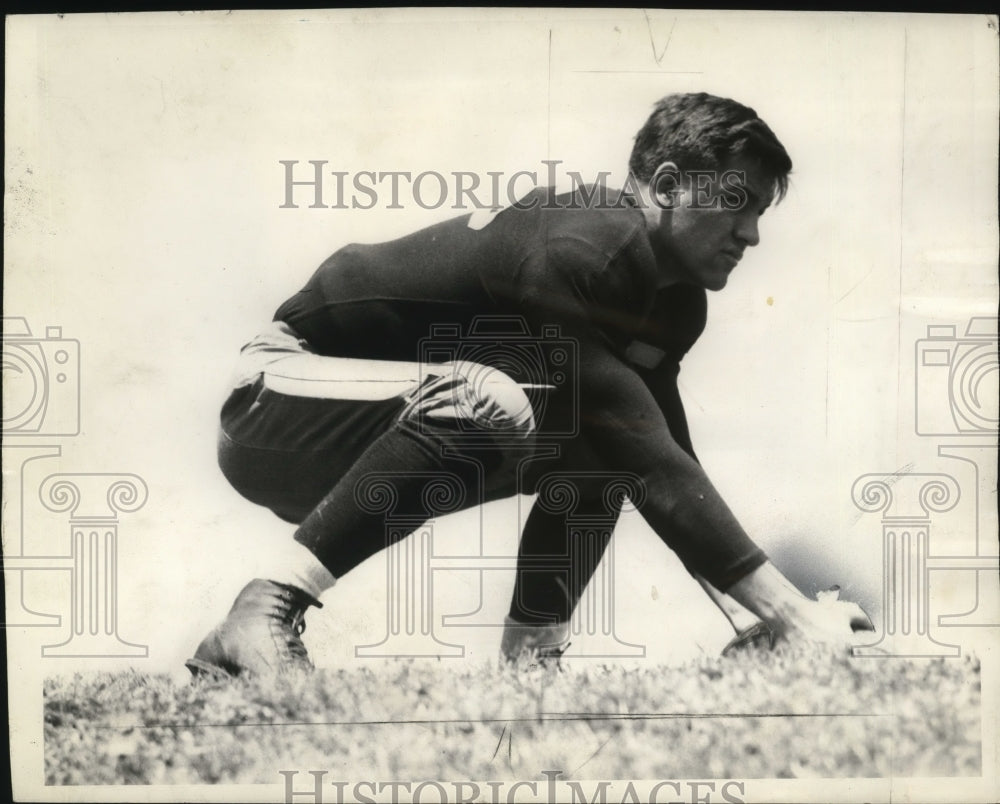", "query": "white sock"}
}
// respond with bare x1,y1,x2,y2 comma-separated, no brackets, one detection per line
500,616,570,661
266,541,337,601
